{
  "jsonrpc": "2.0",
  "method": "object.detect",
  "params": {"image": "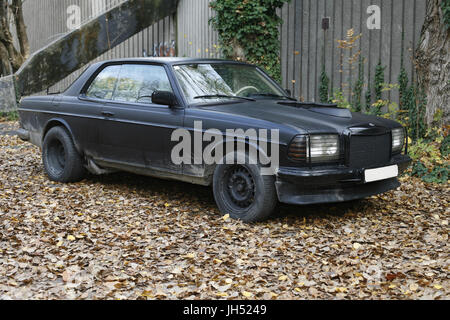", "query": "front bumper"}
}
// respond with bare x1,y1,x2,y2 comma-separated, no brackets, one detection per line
275,154,412,205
